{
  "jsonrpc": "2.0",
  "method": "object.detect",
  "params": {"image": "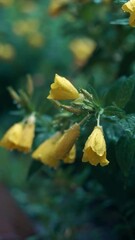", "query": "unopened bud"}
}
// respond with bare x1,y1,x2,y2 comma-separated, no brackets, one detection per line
7,87,21,104
26,74,34,96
